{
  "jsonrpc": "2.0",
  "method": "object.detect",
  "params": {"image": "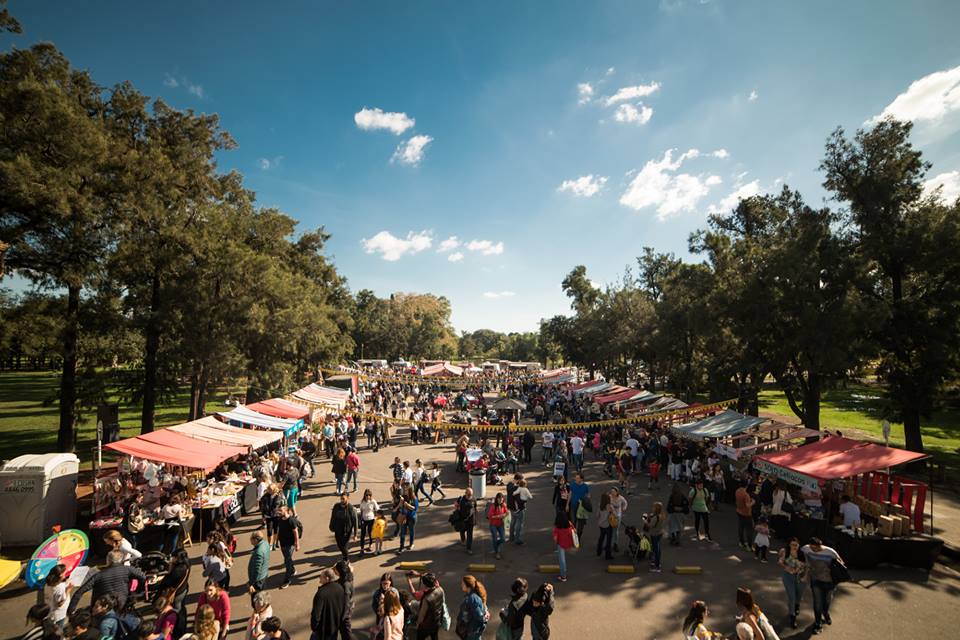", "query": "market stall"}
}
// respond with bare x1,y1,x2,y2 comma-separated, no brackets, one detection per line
288,383,351,417
94,431,250,555
246,398,312,423
218,405,305,439
754,436,941,570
